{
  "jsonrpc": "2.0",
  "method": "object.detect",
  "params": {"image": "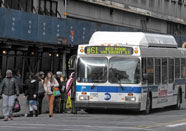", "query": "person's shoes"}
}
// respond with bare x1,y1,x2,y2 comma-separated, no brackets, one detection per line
4,118,8,121
49,115,53,118
35,110,38,117
27,111,33,117
9,116,14,120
